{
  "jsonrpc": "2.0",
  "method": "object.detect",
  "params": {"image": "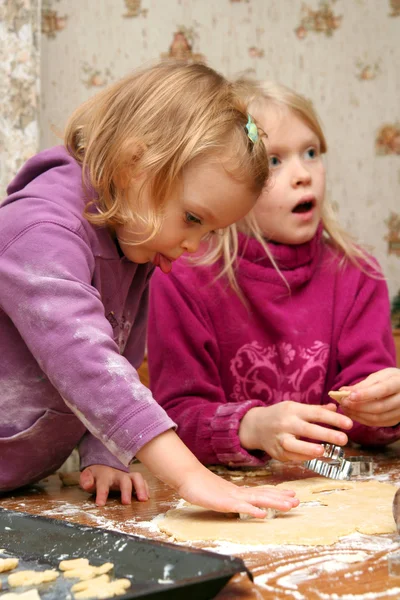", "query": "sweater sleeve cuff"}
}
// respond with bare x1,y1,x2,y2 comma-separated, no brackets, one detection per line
79,433,130,472
210,401,268,466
